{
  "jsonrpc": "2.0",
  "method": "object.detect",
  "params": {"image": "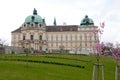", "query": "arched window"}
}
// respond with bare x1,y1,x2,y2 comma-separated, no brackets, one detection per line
23,35,25,40
30,35,34,40
39,35,42,40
